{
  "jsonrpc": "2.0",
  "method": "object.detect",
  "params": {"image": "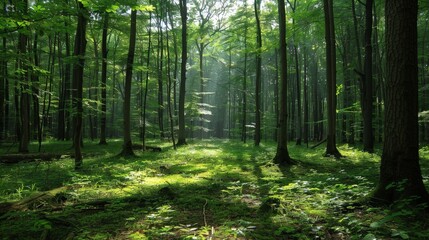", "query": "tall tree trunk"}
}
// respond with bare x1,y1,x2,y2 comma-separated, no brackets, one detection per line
242,14,248,143
31,32,42,151
99,12,108,145
198,43,205,139
72,1,88,169
254,0,262,146
274,48,279,142
157,12,165,139
323,0,341,157
164,14,176,150
120,9,137,156
58,34,66,141
177,0,188,146
142,10,152,149
362,0,374,152
303,47,309,145
341,27,355,144
0,7,6,140
64,22,72,140
273,0,292,165
294,45,301,145
18,0,29,153
371,0,429,205
167,8,178,116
